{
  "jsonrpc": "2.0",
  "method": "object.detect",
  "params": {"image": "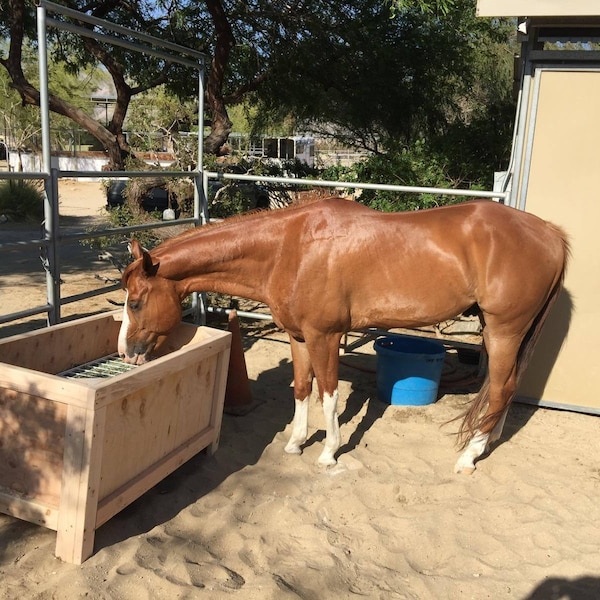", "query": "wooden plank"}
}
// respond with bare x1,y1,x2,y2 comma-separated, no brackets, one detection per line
55,405,106,565
0,390,66,506
208,345,231,455
95,428,215,528
172,354,218,451
92,332,231,408
0,489,59,530
0,312,122,374
98,354,220,499
0,367,98,409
